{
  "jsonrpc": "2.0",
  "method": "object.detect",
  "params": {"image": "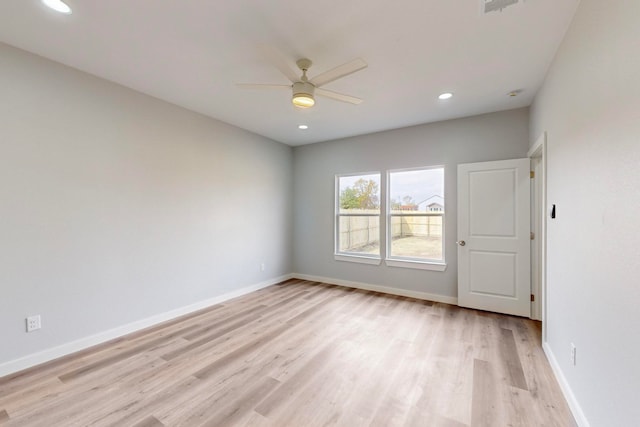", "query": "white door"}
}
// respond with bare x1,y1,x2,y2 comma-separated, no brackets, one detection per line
457,159,531,317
